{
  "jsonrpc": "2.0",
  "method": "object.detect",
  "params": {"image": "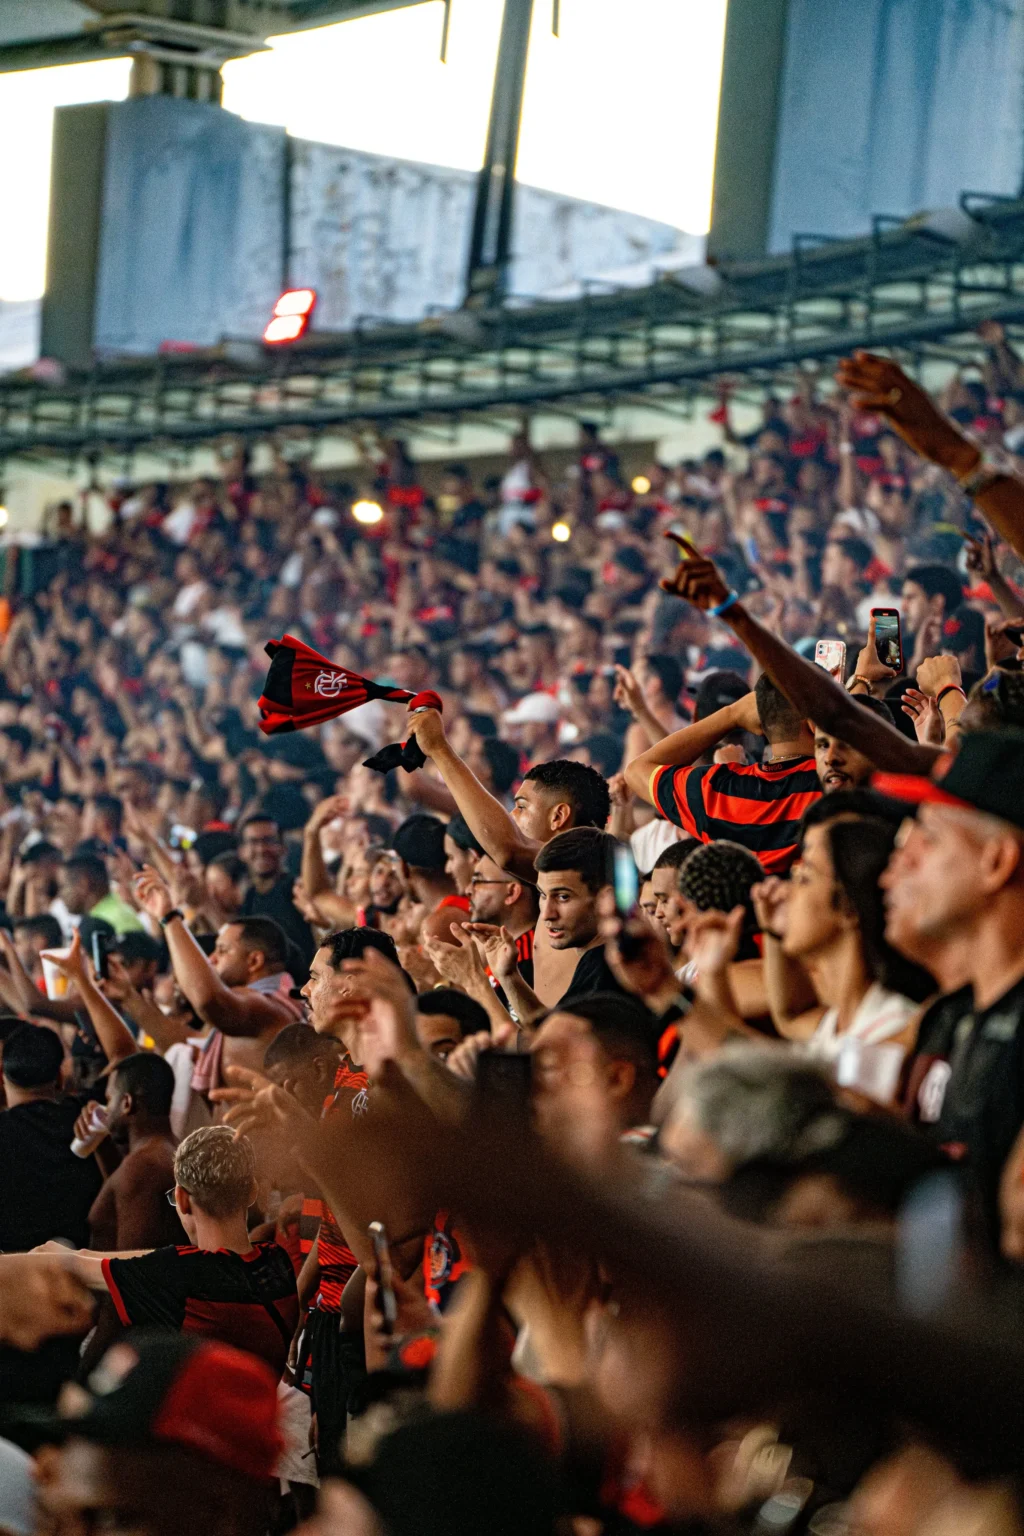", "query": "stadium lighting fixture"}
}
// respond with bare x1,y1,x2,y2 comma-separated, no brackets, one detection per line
352,499,384,525
263,288,317,345
551,521,571,542
631,475,651,495
0,505,8,530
